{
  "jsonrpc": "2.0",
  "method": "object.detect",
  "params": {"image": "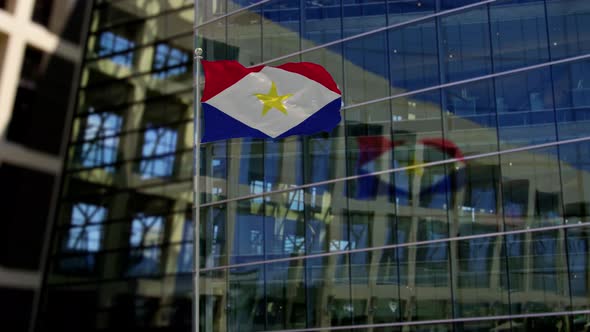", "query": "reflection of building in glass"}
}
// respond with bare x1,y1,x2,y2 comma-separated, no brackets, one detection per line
37,0,590,332
36,1,196,330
